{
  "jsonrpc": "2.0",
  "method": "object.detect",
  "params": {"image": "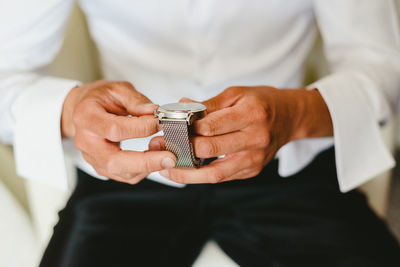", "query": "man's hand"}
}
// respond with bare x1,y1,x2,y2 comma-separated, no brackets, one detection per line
150,86,332,184
62,80,176,184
